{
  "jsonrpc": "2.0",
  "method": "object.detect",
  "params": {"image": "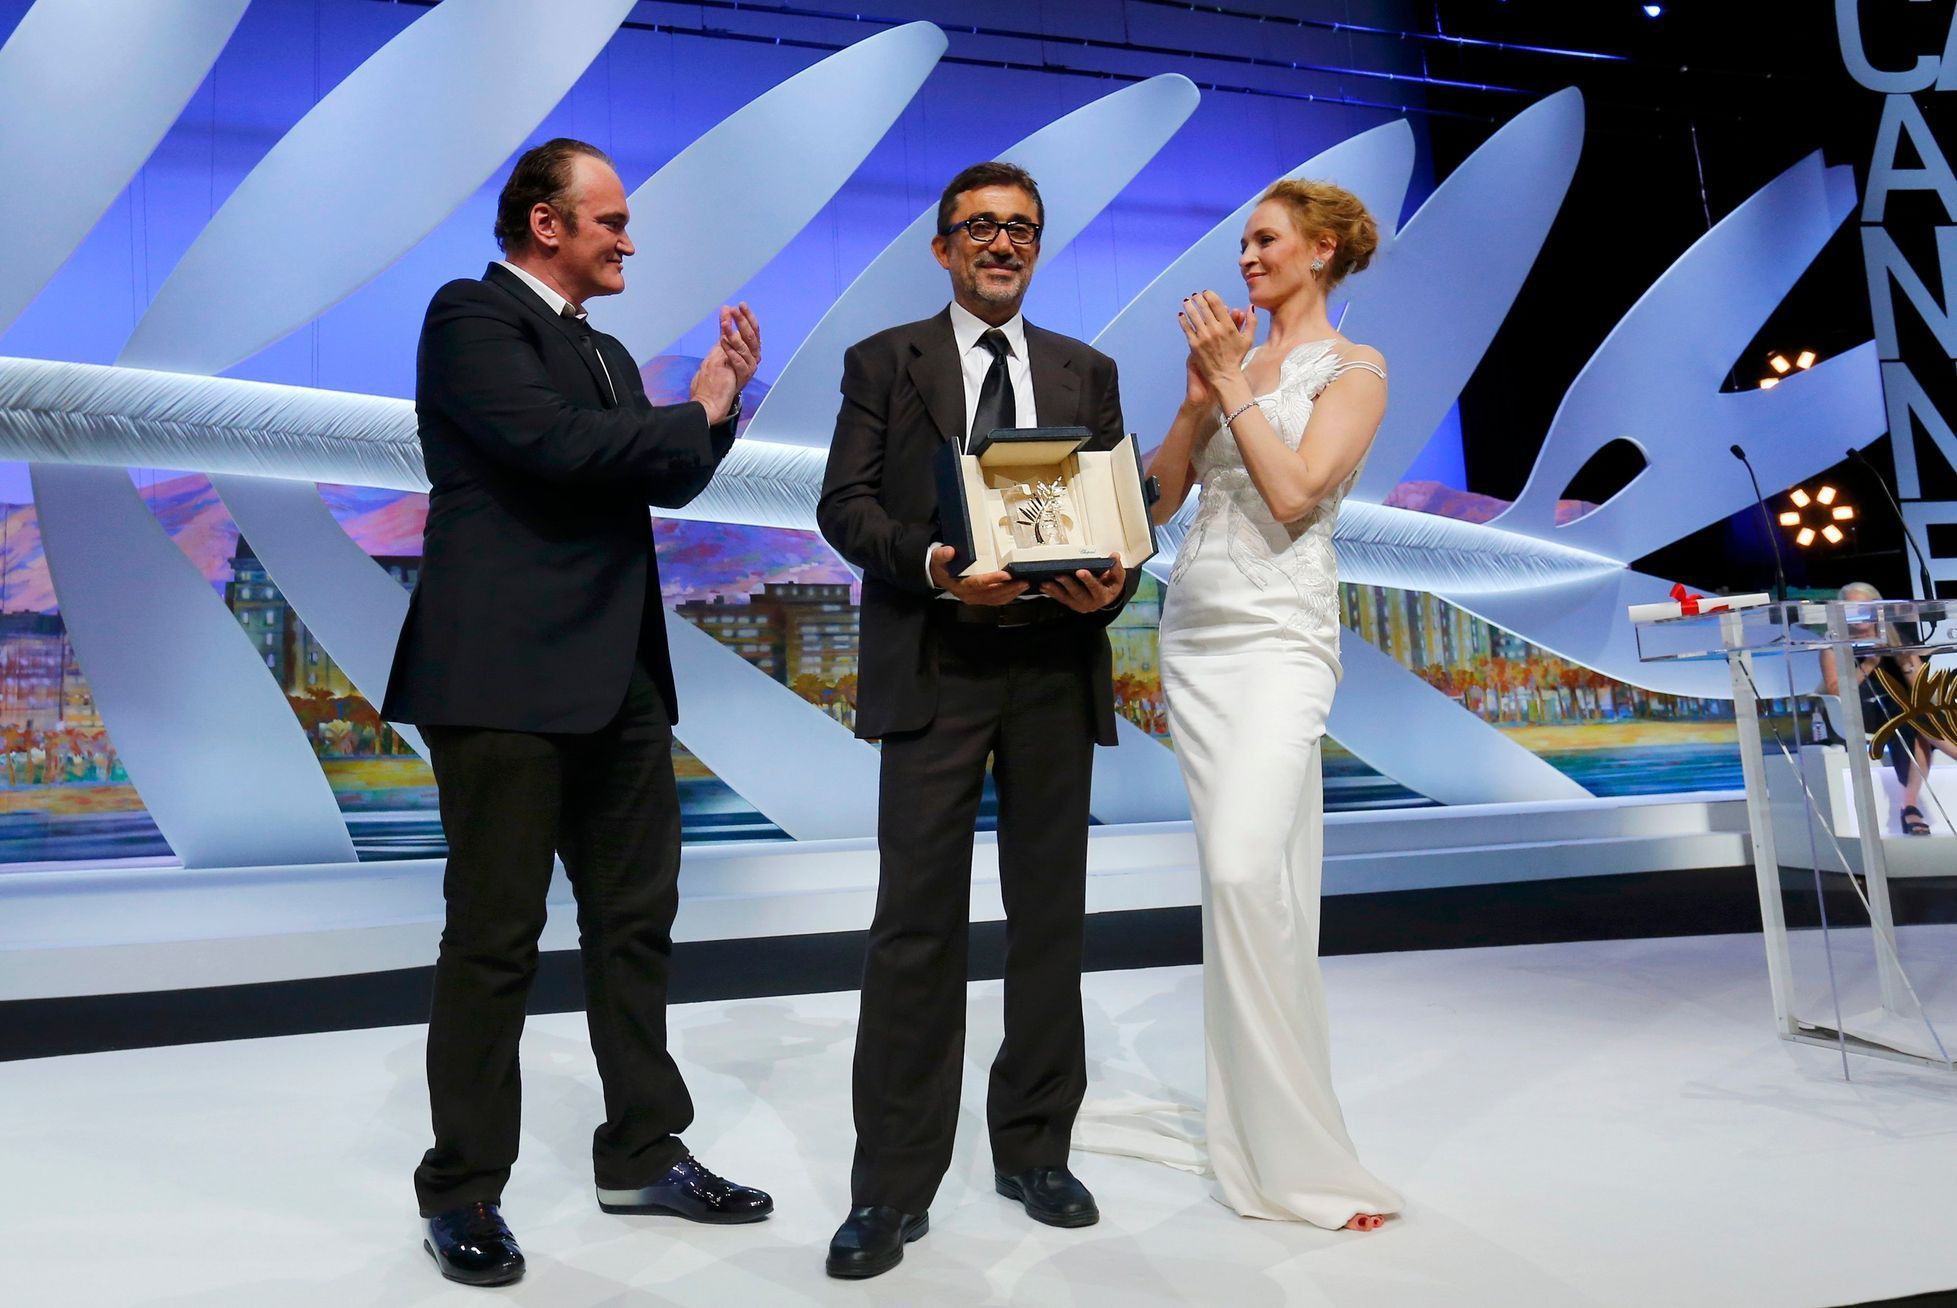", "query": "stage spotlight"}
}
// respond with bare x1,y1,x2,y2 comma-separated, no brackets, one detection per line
1758,348,1818,389
1642,3,1663,16
1782,483,1858,549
